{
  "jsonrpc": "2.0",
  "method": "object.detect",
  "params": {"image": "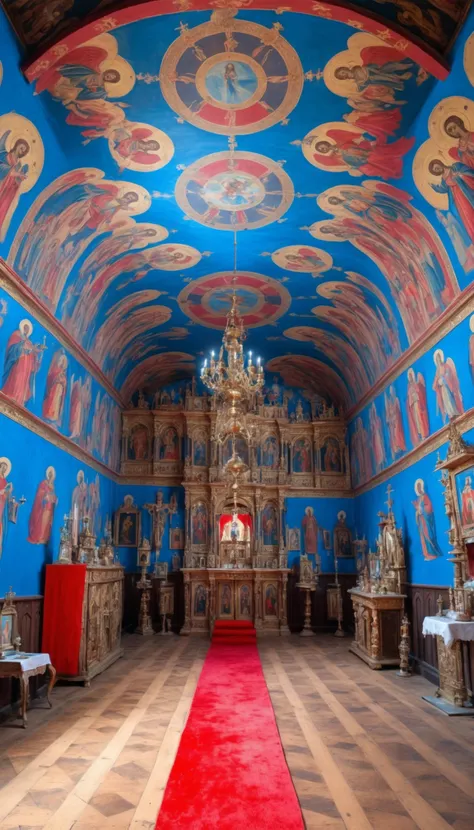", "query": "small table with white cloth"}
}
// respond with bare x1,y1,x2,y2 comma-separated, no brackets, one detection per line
0,652,56,727
422,616,474,714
